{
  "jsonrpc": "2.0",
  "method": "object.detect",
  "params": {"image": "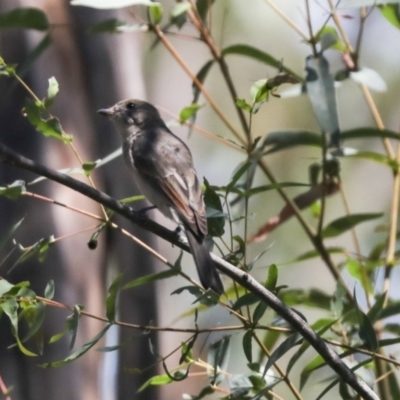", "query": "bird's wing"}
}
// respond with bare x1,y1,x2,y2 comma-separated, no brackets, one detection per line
159,168,208,237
